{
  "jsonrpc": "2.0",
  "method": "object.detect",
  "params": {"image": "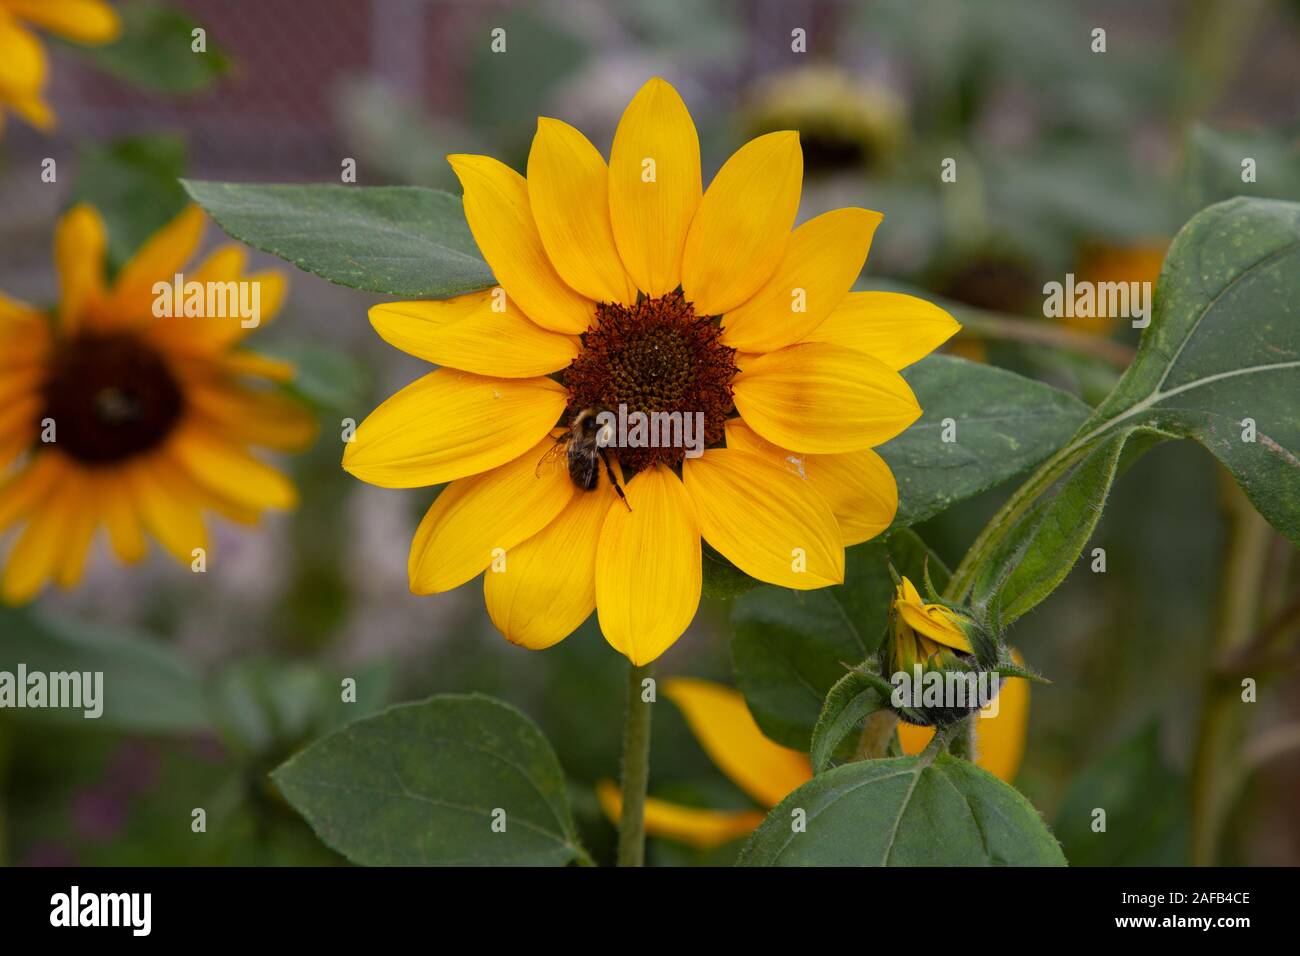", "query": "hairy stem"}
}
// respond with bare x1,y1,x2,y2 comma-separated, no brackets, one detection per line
616,661,655,867
855,710,899,760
